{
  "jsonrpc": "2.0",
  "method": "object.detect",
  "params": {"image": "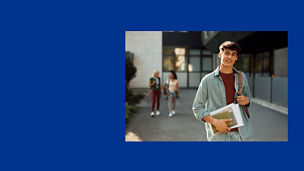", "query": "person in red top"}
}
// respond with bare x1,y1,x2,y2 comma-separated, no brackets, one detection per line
198,41,250,141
